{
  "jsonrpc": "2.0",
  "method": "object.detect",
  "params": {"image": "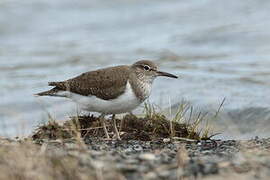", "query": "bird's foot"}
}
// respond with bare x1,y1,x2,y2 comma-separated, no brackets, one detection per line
112,131,121,140
99,114,111,140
